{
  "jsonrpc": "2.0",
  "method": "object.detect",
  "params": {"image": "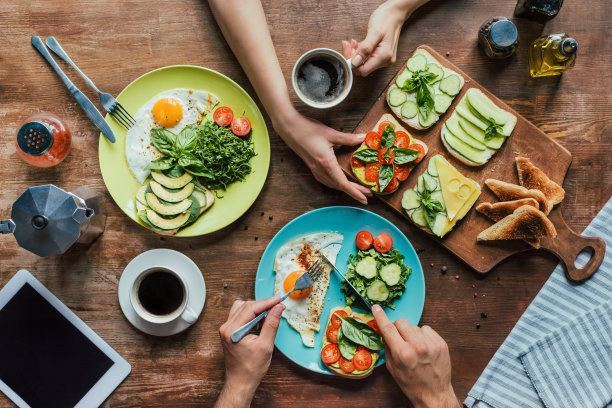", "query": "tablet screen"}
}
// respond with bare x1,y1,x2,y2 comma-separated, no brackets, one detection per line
0,283,114,408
